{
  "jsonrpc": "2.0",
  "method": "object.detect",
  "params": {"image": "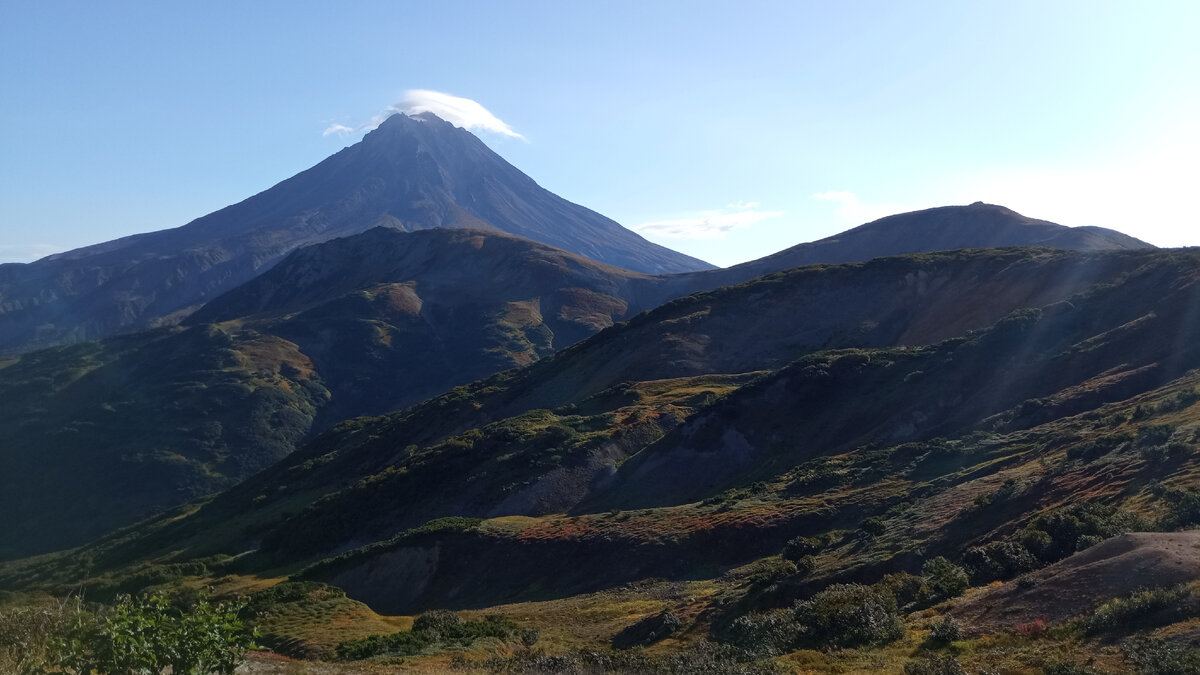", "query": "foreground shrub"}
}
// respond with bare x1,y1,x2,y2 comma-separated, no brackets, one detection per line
49,594,253,675
336,612,518,660
1022,503,1145,563
1160,488,1200,530
1123,636,1200,674
793,583,904,648
0,598,78,673
781,536,822,561
927,615,963,645
905,653,966,675
412,608,465,633
878,571,930,609
922,557,970,601
962,540,1039,583
860,516,888,536
724,609,799,657
472,640,782,673
1082,585,1199,636
1042,660,1099,675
